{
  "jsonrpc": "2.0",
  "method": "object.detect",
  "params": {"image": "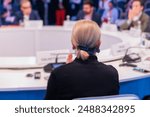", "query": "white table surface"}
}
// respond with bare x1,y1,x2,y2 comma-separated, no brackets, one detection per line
0,26,149,91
